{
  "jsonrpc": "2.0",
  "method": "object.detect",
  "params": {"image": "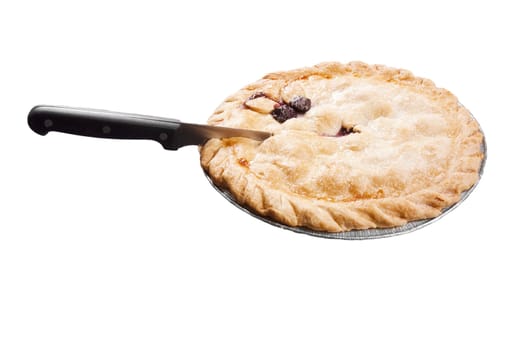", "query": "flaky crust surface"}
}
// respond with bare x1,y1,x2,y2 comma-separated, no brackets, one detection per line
200,62,484,232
